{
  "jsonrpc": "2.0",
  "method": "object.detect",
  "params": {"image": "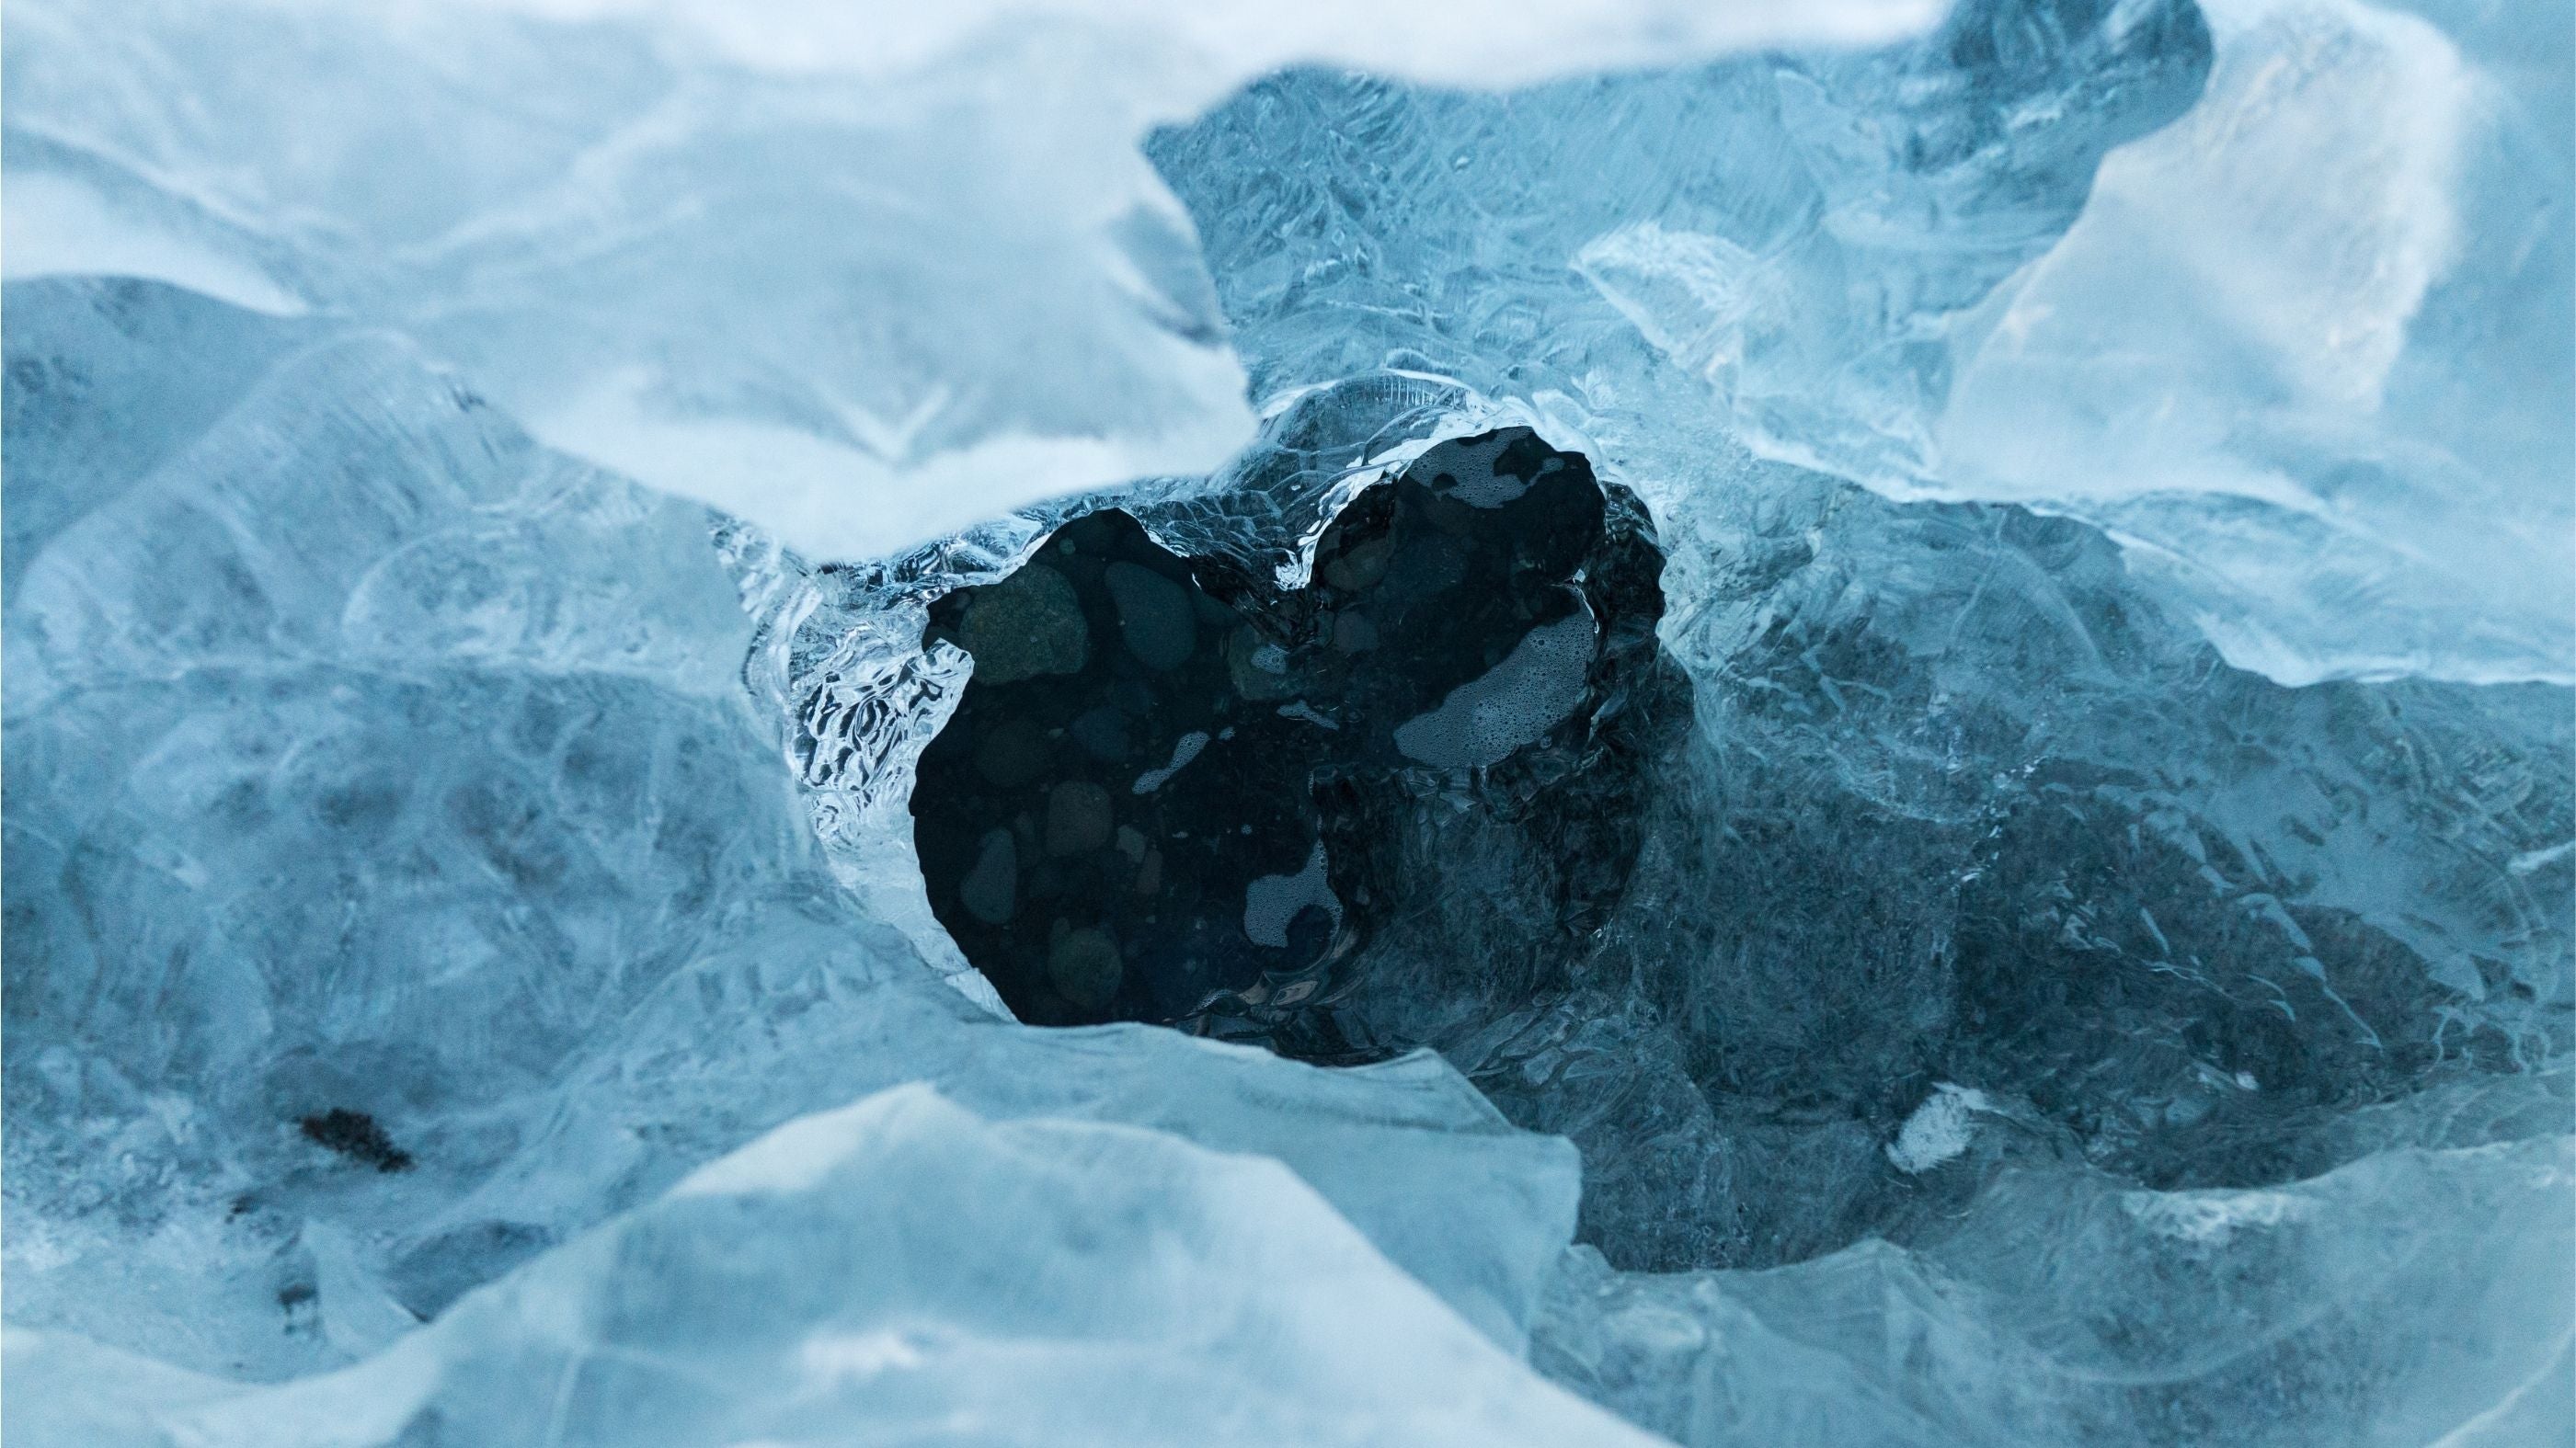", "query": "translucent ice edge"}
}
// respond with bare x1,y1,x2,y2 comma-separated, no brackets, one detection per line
1,0,1939,564
1159,0,2574,686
